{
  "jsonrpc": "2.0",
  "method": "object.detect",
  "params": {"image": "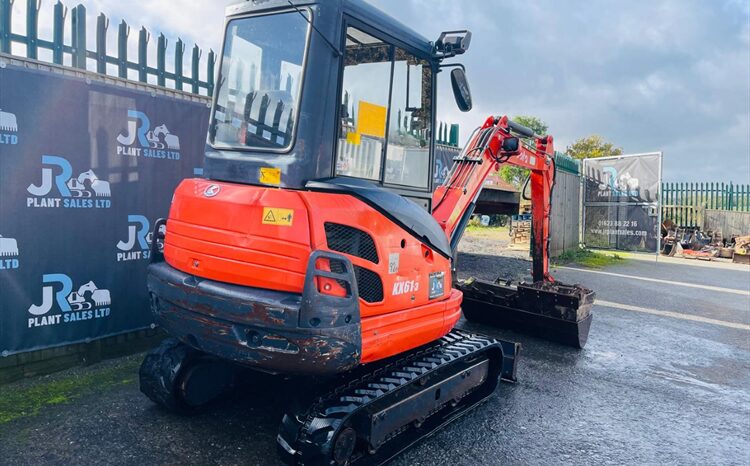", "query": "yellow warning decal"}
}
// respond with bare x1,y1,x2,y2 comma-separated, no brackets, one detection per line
357,100,387,138
259,167,281,185
346,131,362,146
262,207,294,226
